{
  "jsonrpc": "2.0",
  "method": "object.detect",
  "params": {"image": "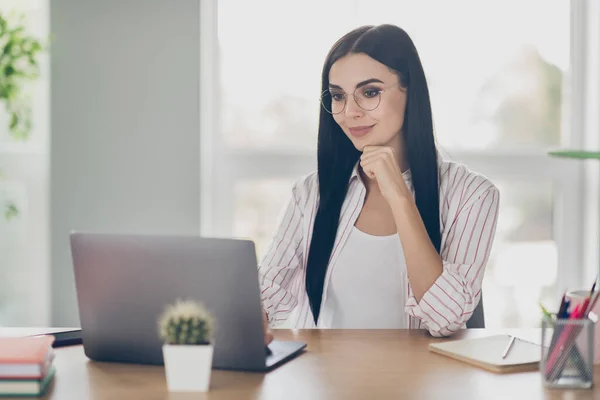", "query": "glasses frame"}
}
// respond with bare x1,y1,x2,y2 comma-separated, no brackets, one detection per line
320,84,402,115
